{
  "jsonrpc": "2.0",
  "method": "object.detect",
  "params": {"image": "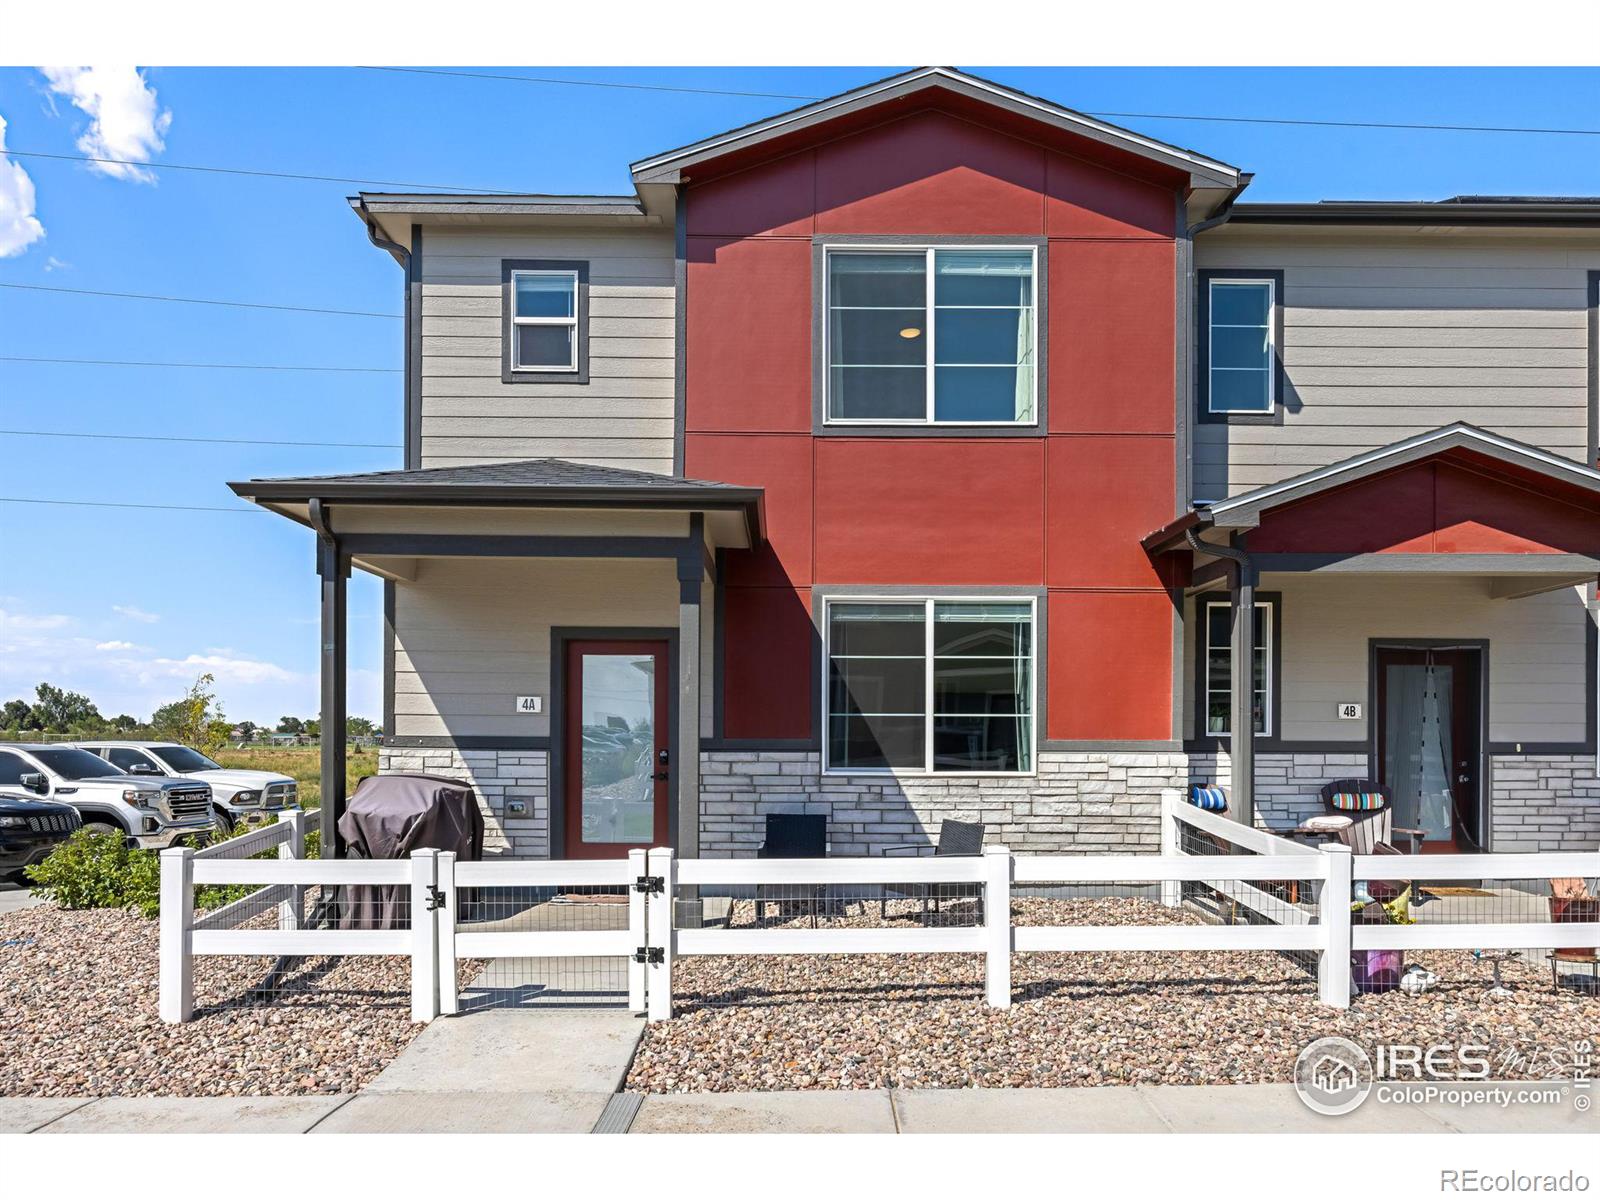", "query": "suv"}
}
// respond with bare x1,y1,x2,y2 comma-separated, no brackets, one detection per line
0,745,214,848
79,741,298,834
1,791,81,882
